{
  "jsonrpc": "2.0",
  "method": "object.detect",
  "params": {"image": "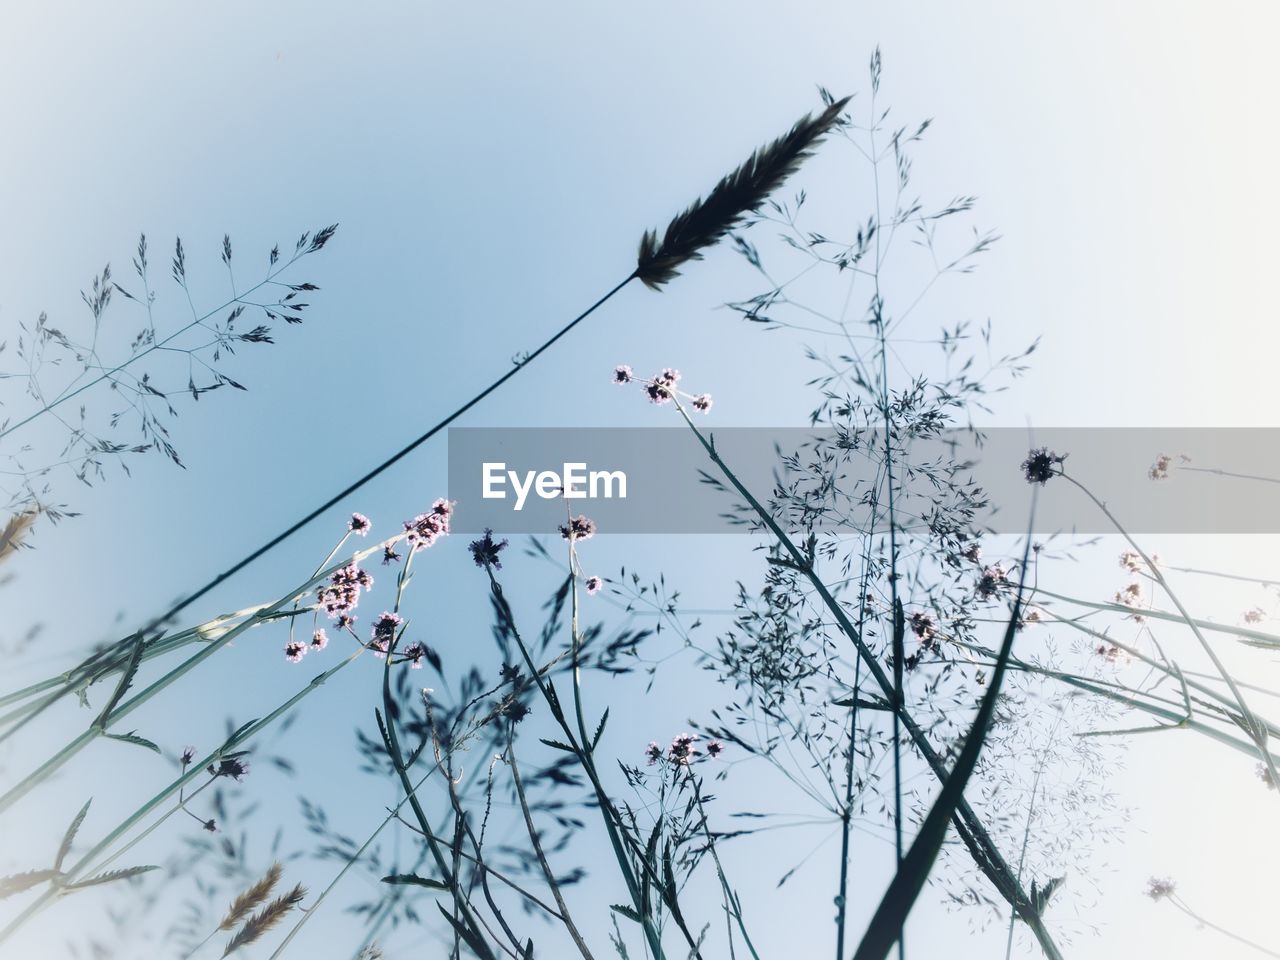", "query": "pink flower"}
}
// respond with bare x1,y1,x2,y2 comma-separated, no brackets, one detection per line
285,641,307,663
692,393,713,413
348,512,371,536
310,629,329,650
585,576,603,595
